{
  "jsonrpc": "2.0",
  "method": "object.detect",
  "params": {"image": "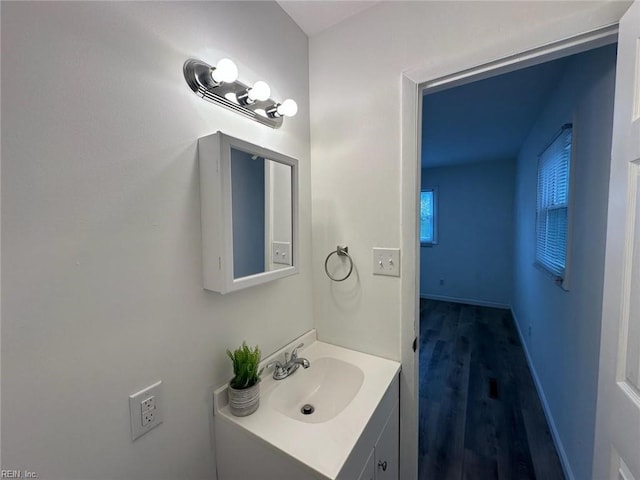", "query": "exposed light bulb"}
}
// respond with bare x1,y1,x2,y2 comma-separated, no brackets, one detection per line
211,58,238,84
248,81,271,102
276,99,298,117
